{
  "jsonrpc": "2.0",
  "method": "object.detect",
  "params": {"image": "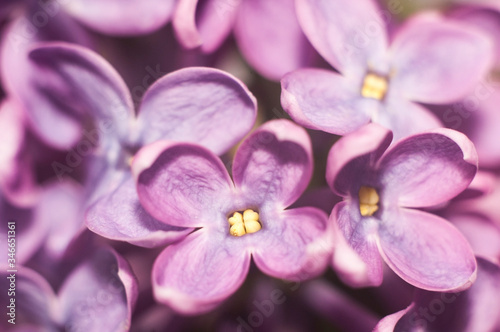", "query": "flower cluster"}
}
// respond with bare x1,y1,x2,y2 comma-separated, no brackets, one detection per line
1,0,500,331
